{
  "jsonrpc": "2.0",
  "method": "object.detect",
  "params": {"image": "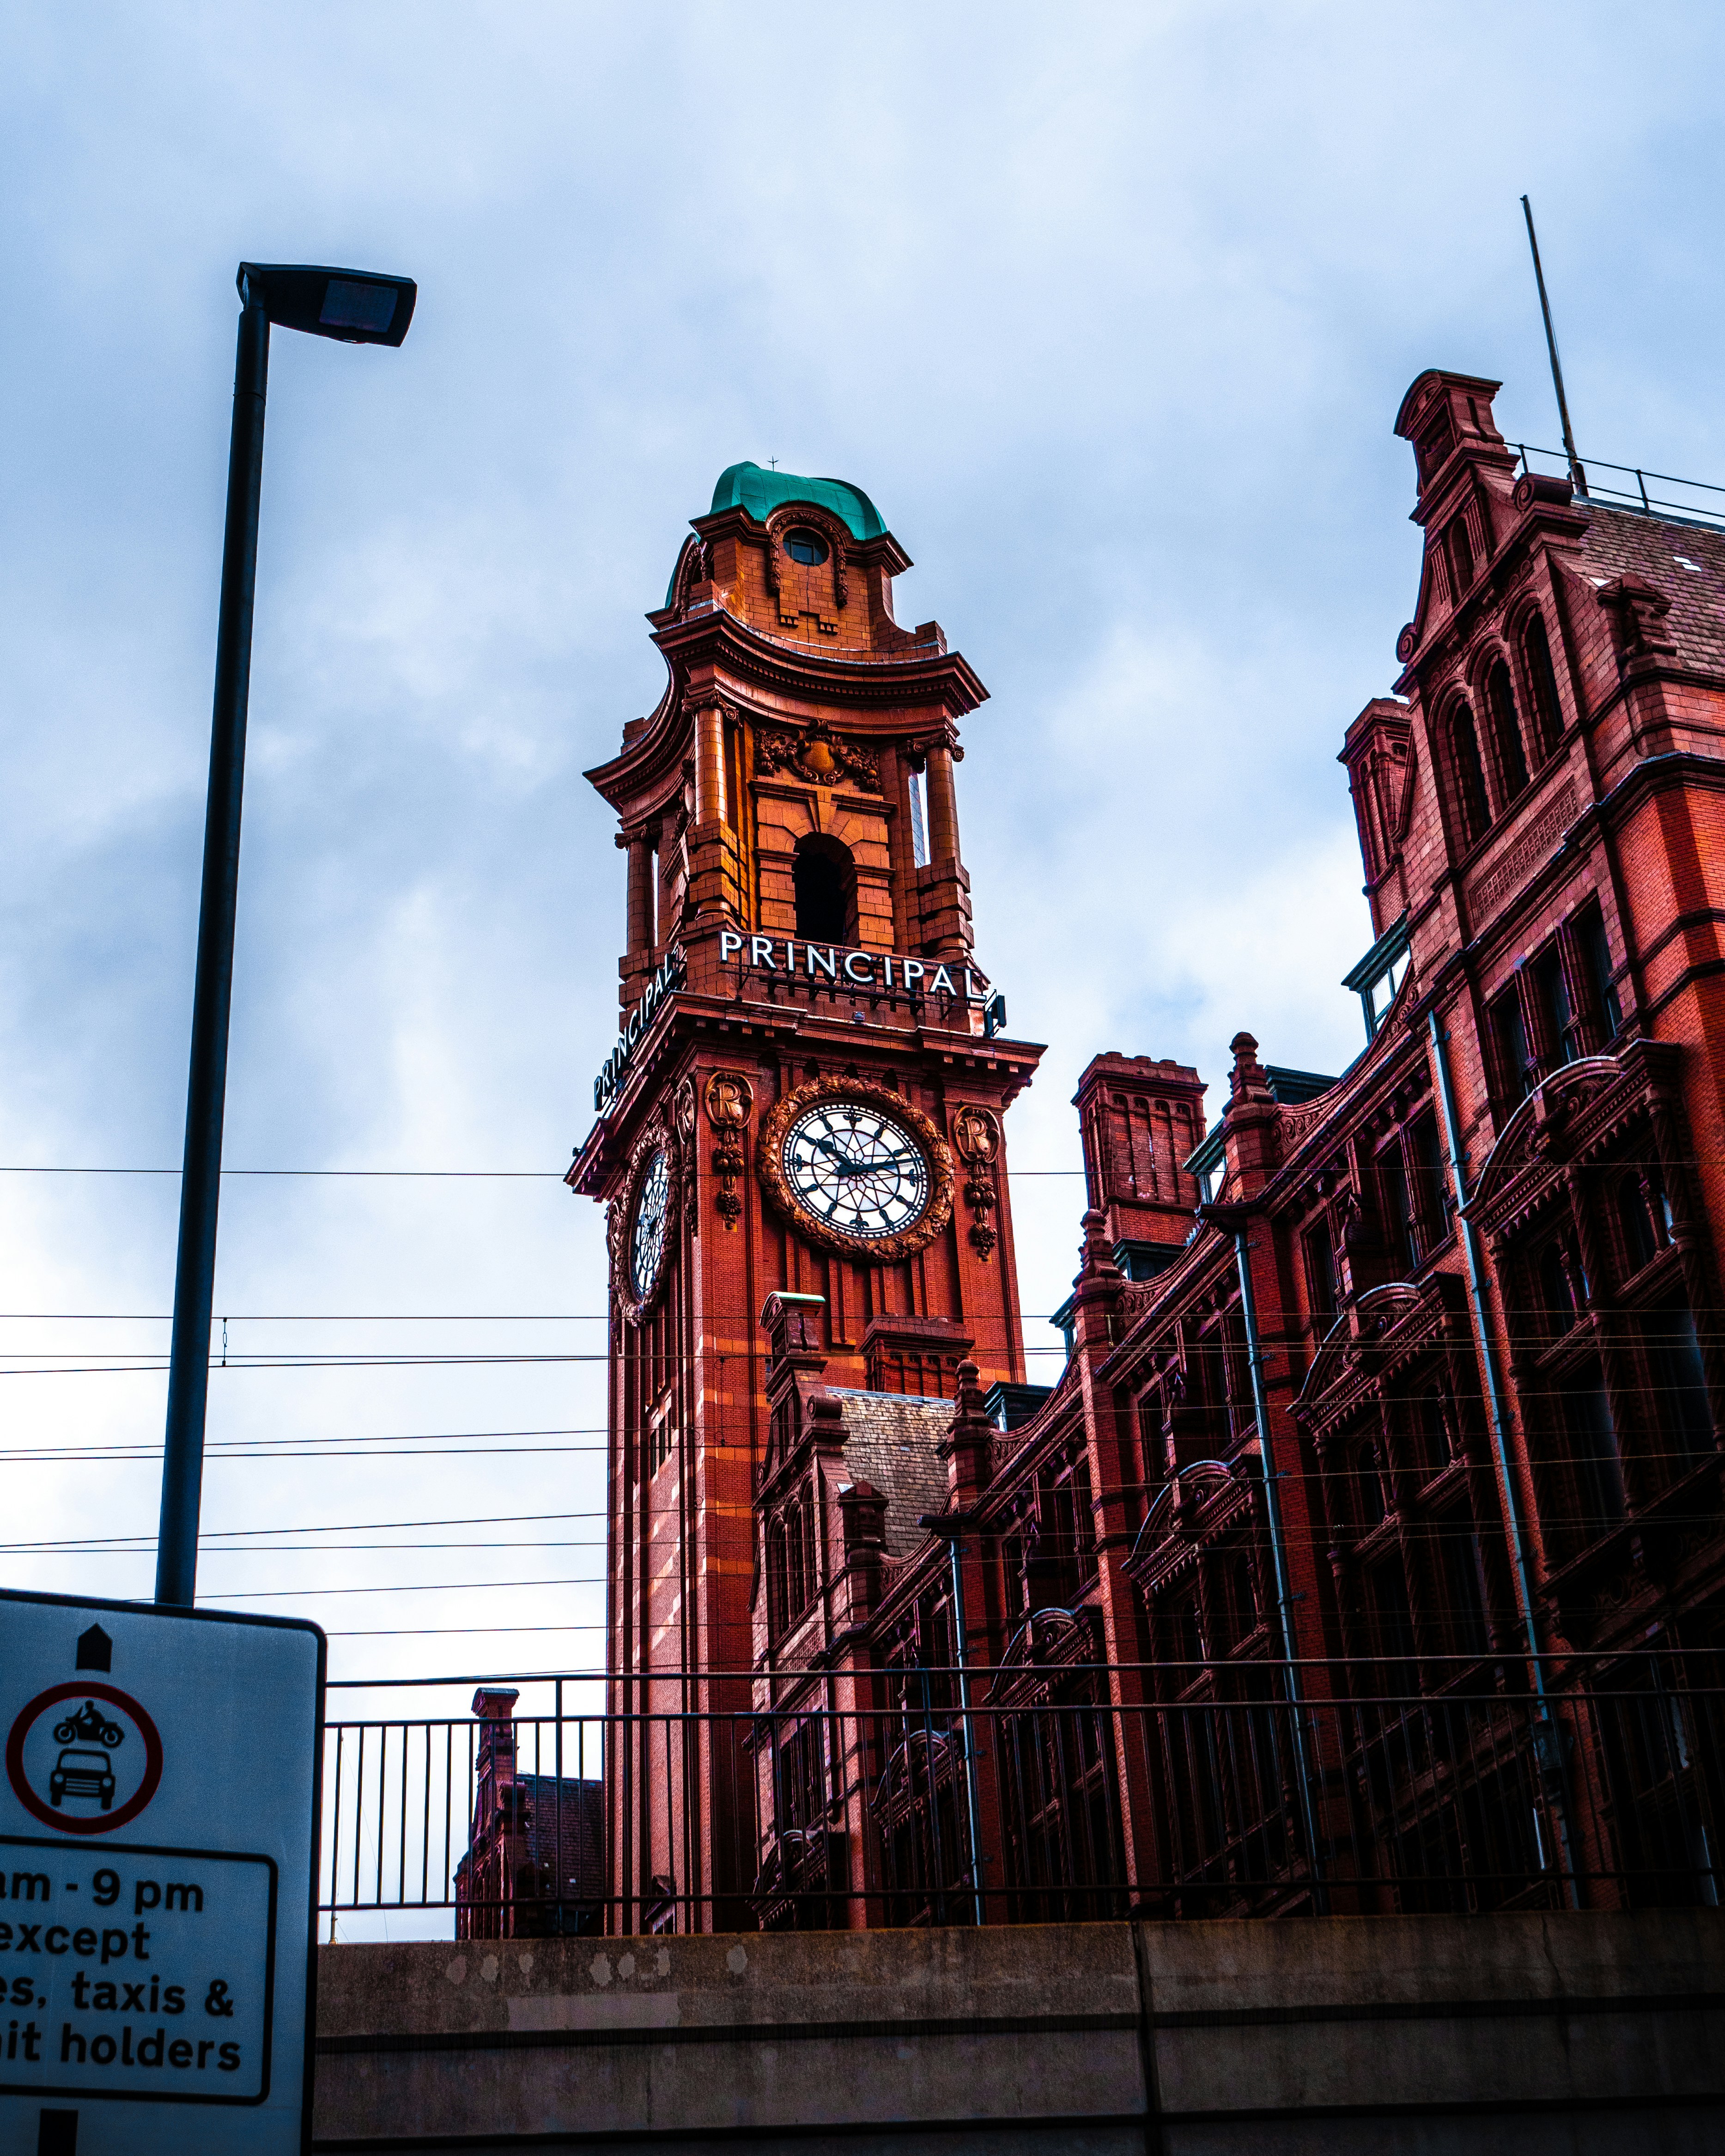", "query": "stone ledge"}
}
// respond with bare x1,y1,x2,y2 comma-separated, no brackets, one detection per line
312,1913,1725,2149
